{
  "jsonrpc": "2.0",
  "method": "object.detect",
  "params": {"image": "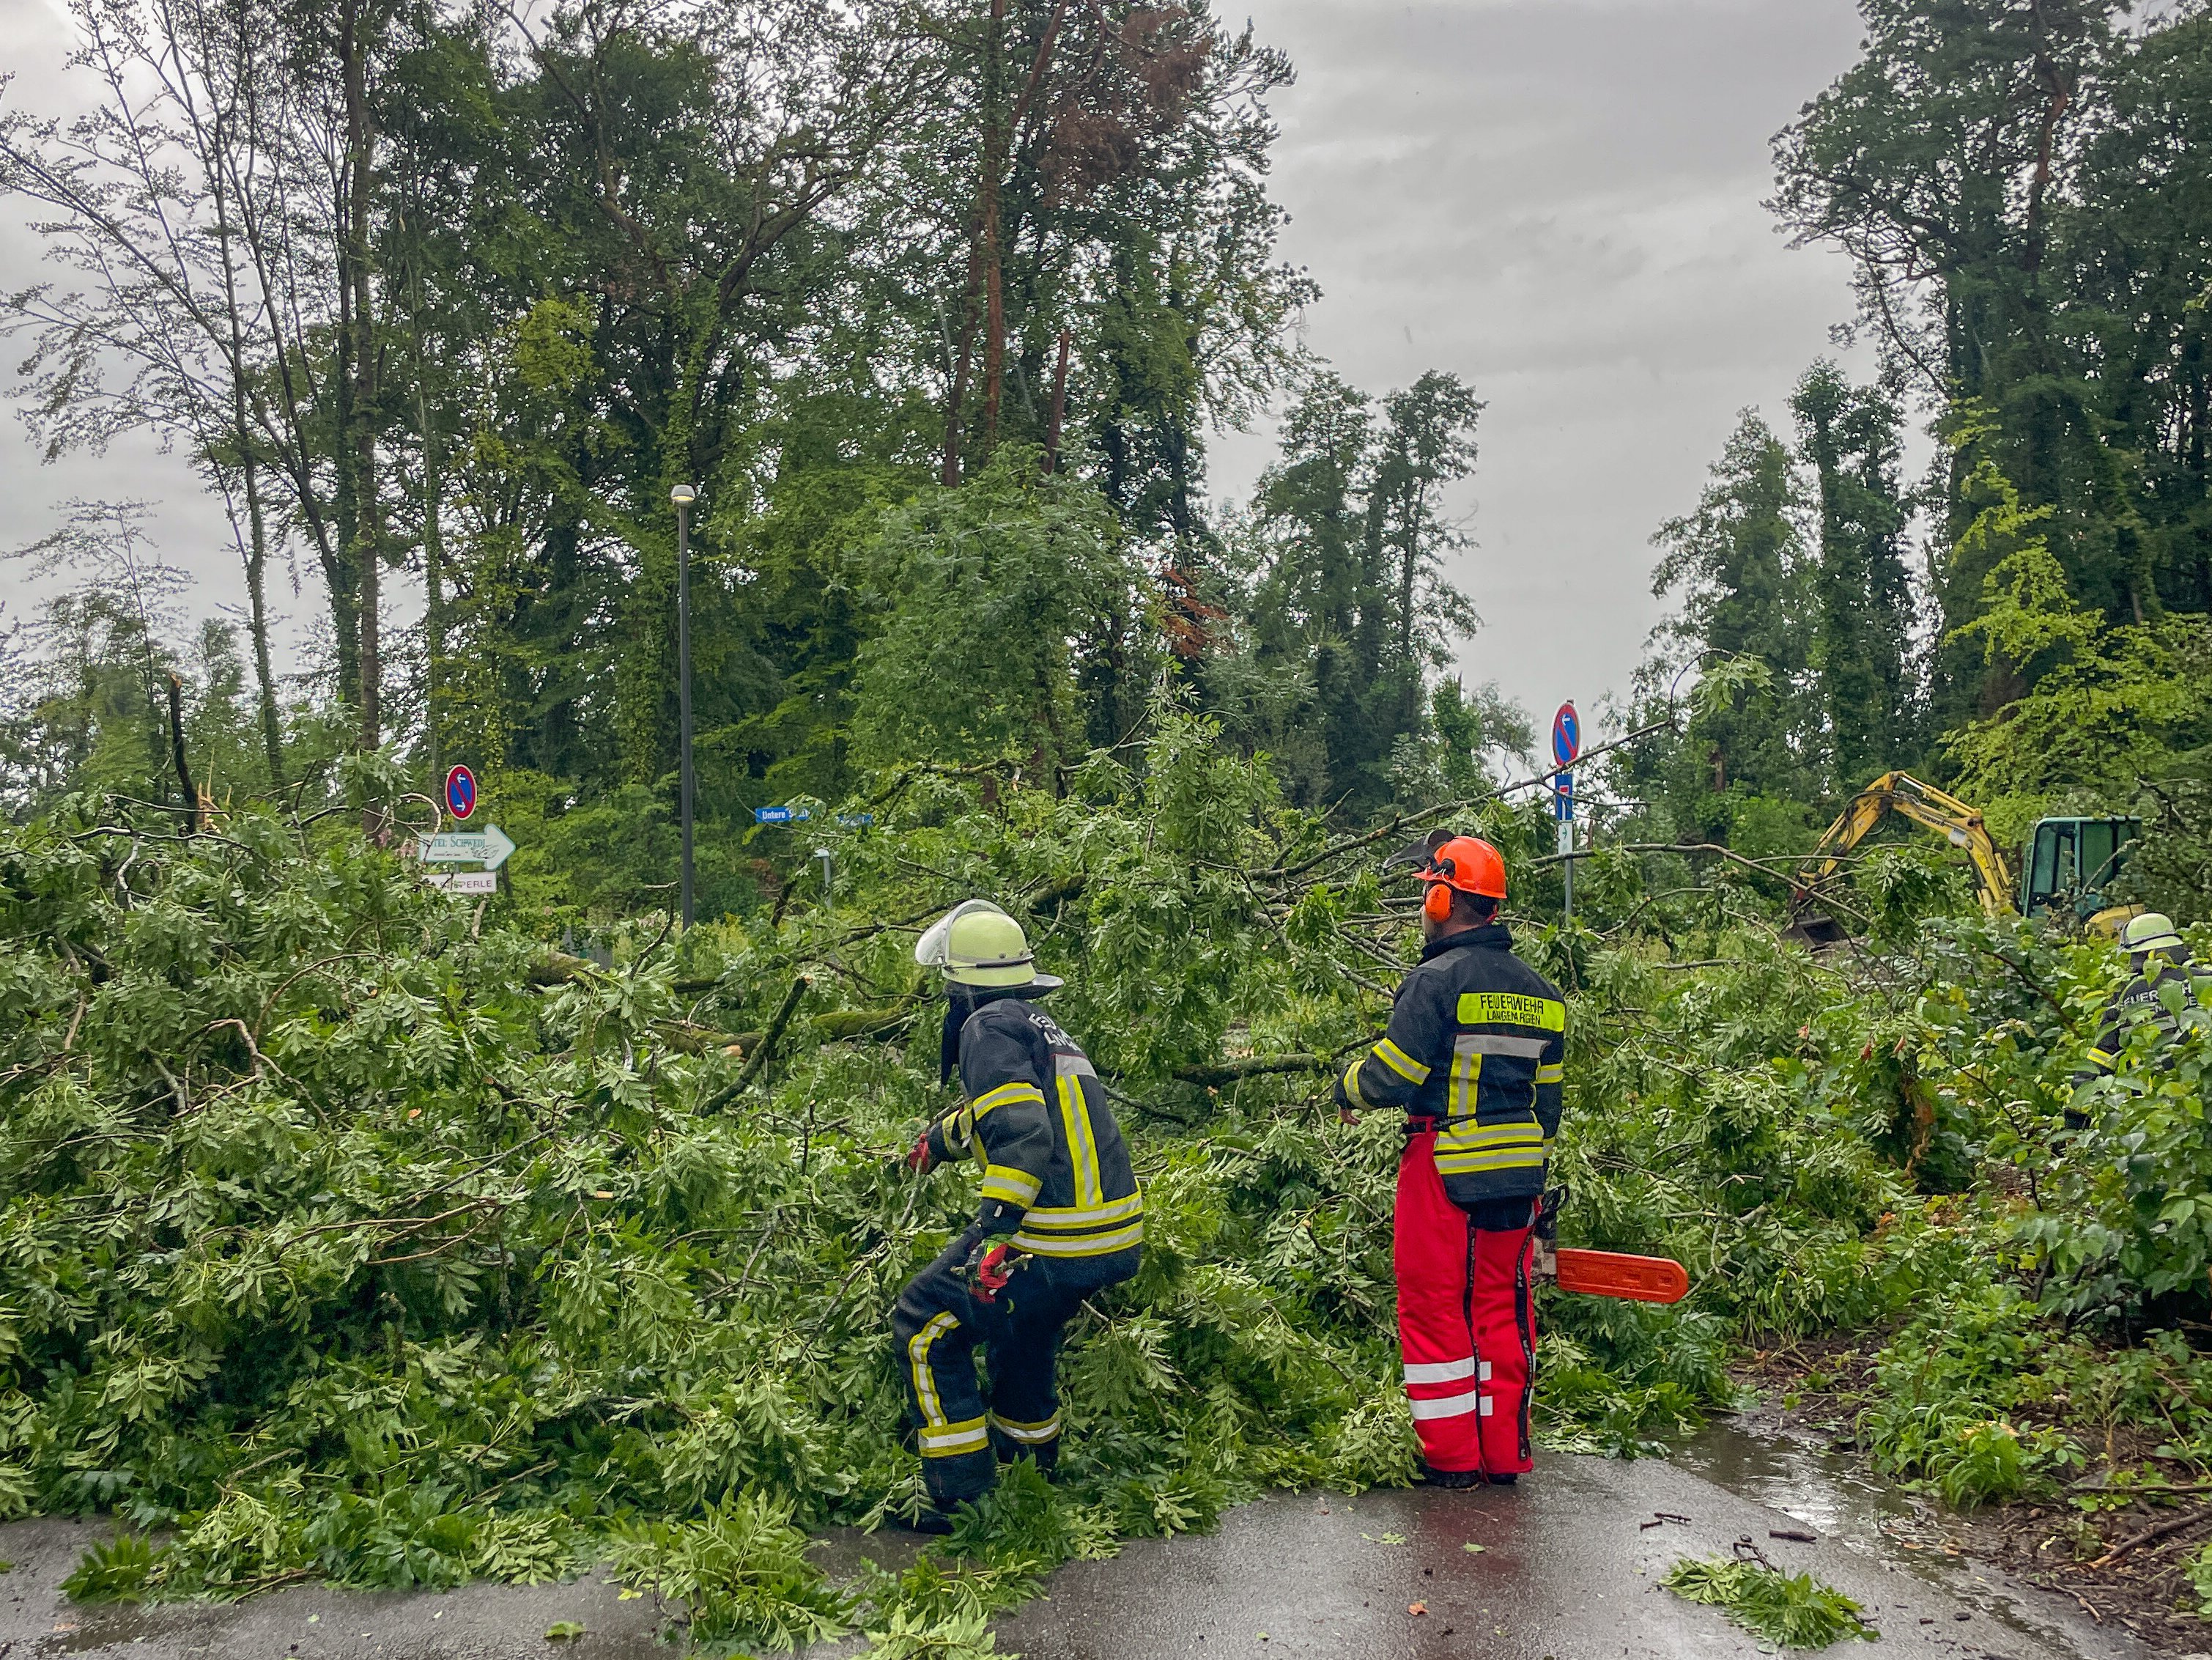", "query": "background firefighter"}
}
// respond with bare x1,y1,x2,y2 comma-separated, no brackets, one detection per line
2072,912,2211,1088
1336,835,1566,1487
892,901,1144,1528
